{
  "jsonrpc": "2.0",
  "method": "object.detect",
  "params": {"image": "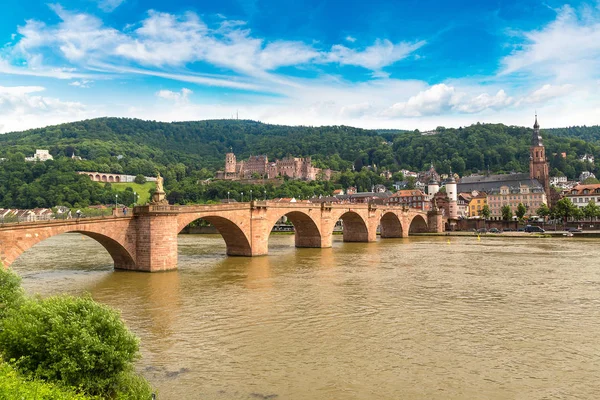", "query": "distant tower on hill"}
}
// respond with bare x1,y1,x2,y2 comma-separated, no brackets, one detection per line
225,150,237,174
529,114,551,201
